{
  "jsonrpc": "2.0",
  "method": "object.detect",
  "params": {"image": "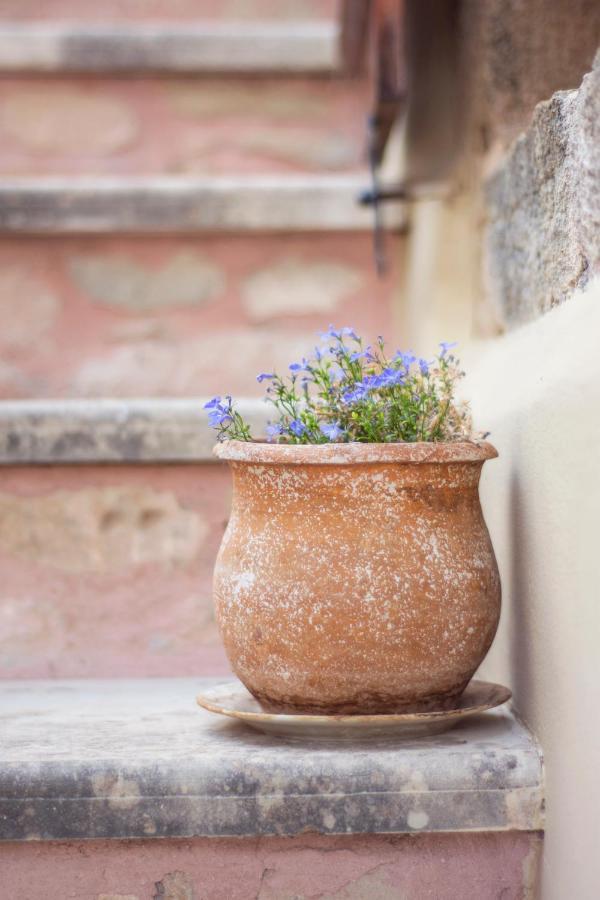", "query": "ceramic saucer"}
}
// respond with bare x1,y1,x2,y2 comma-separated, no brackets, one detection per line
196,679,512,741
